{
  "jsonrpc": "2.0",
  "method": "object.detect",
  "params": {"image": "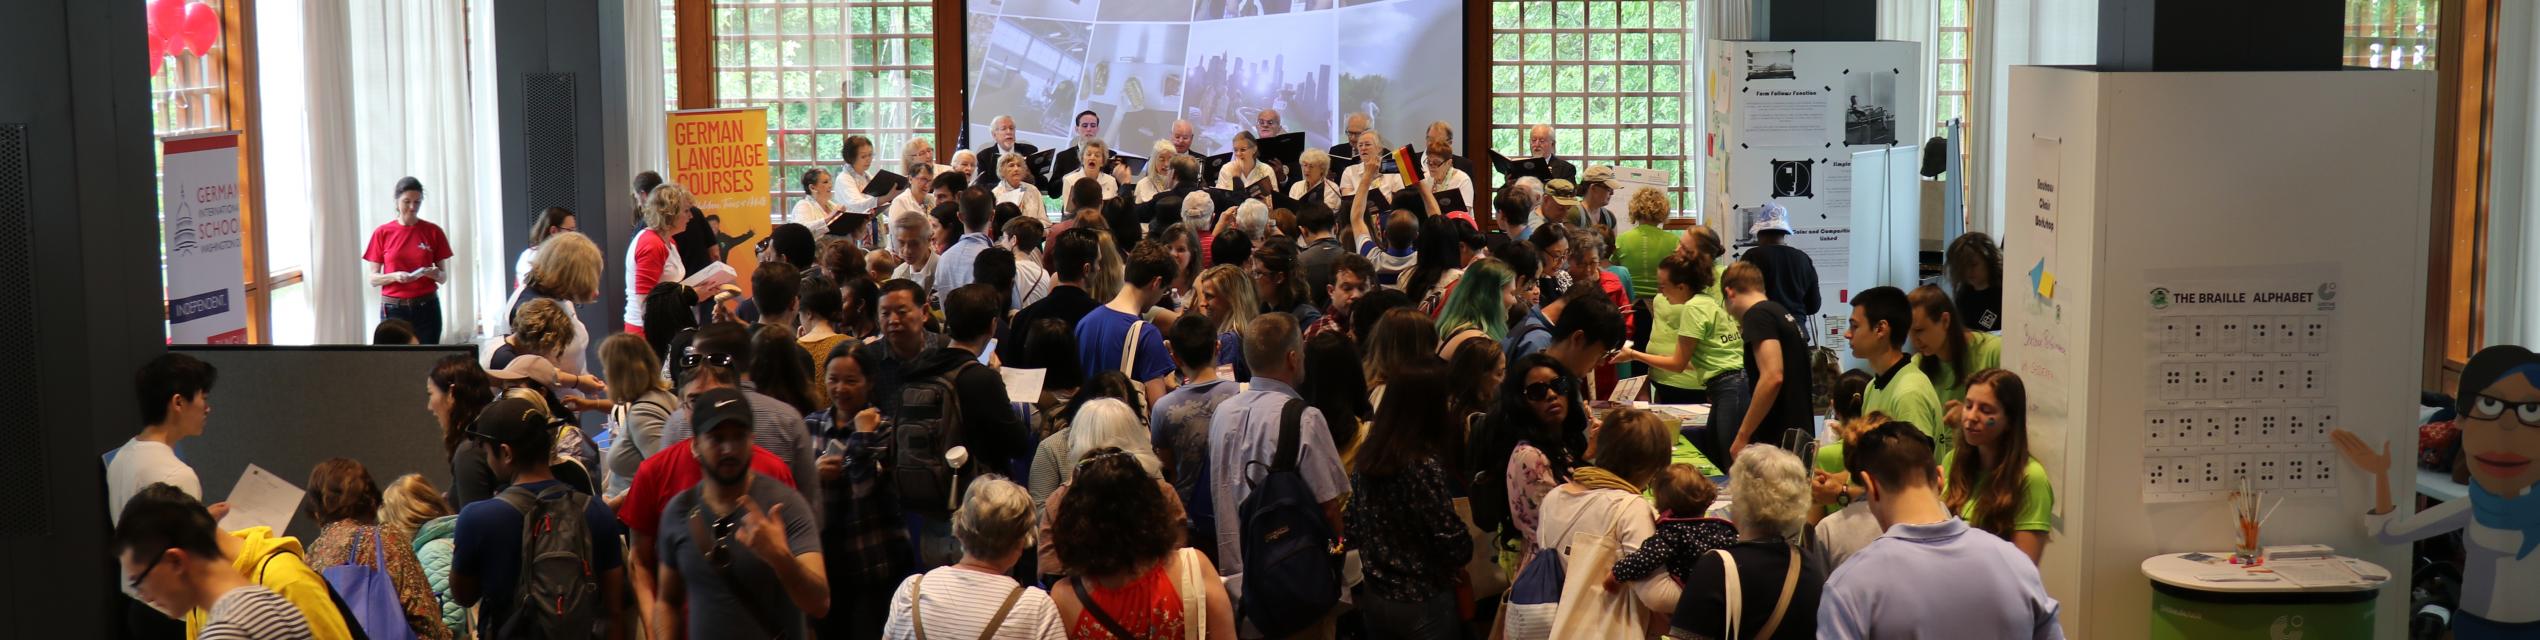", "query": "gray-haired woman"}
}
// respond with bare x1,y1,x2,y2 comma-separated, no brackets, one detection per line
1667,445,1827,640
883,475,1065,639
